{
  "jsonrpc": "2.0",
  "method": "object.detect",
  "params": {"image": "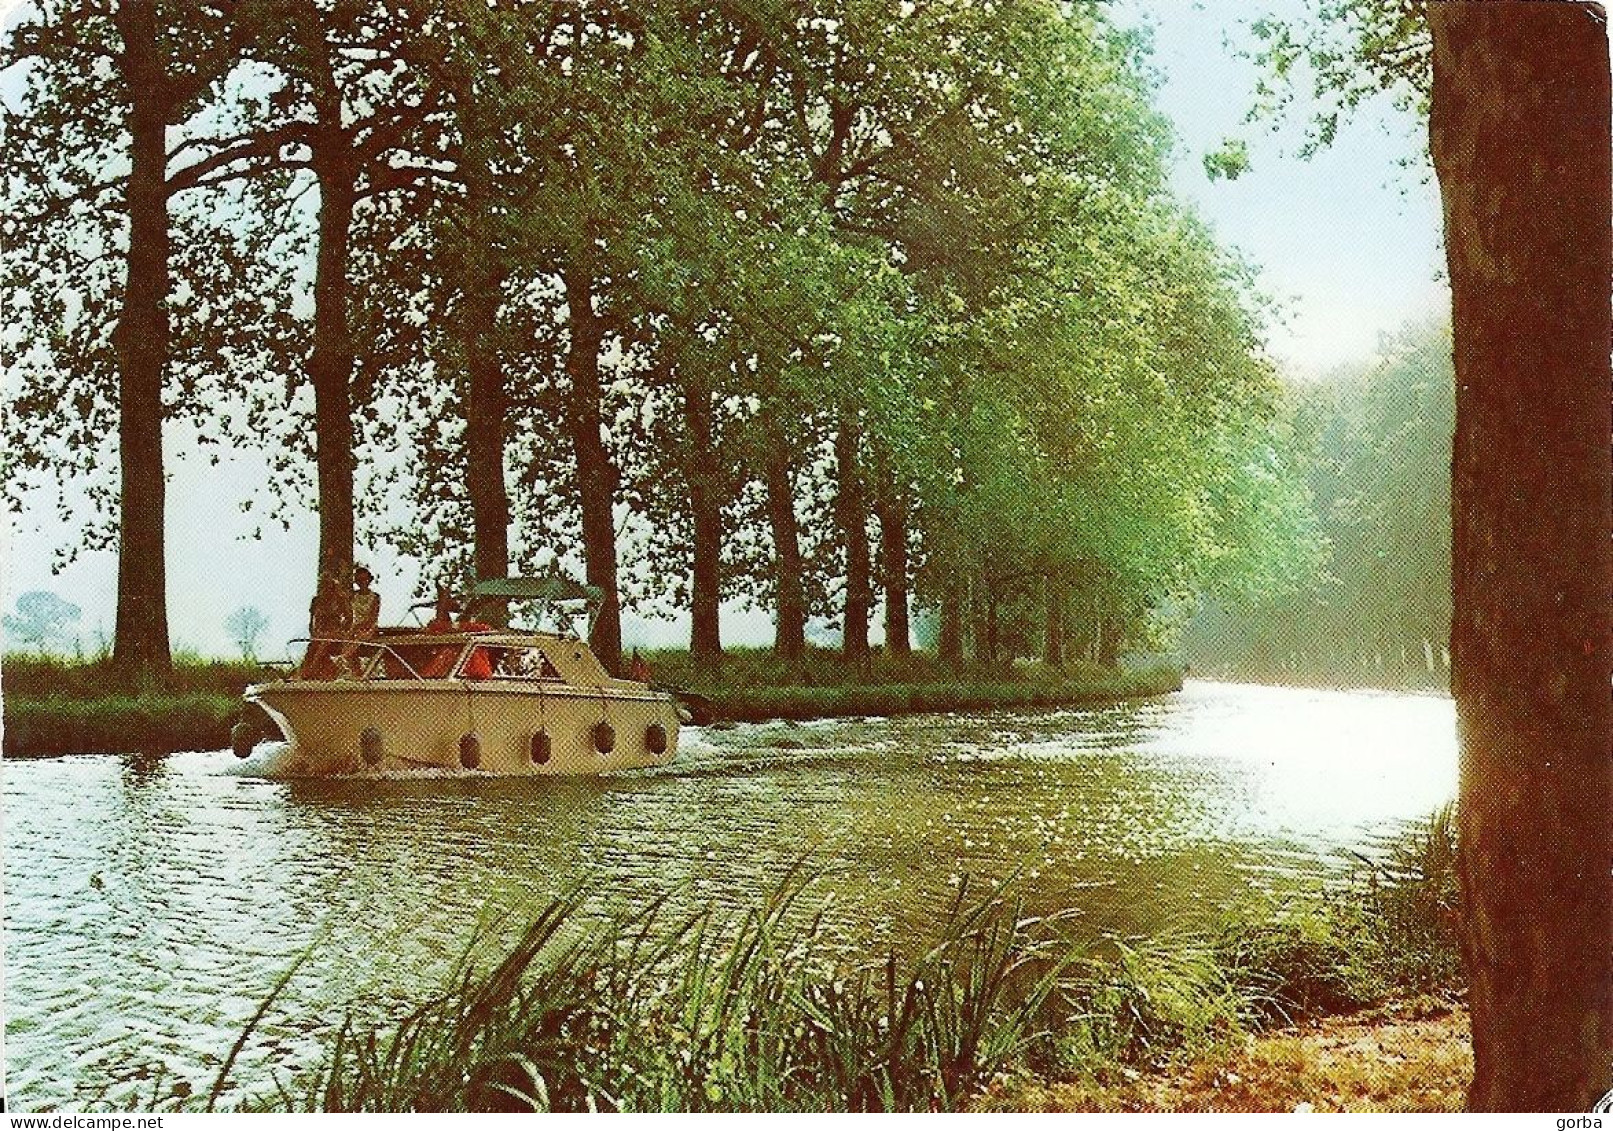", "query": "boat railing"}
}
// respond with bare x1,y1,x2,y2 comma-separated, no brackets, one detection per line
290,636,432,683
